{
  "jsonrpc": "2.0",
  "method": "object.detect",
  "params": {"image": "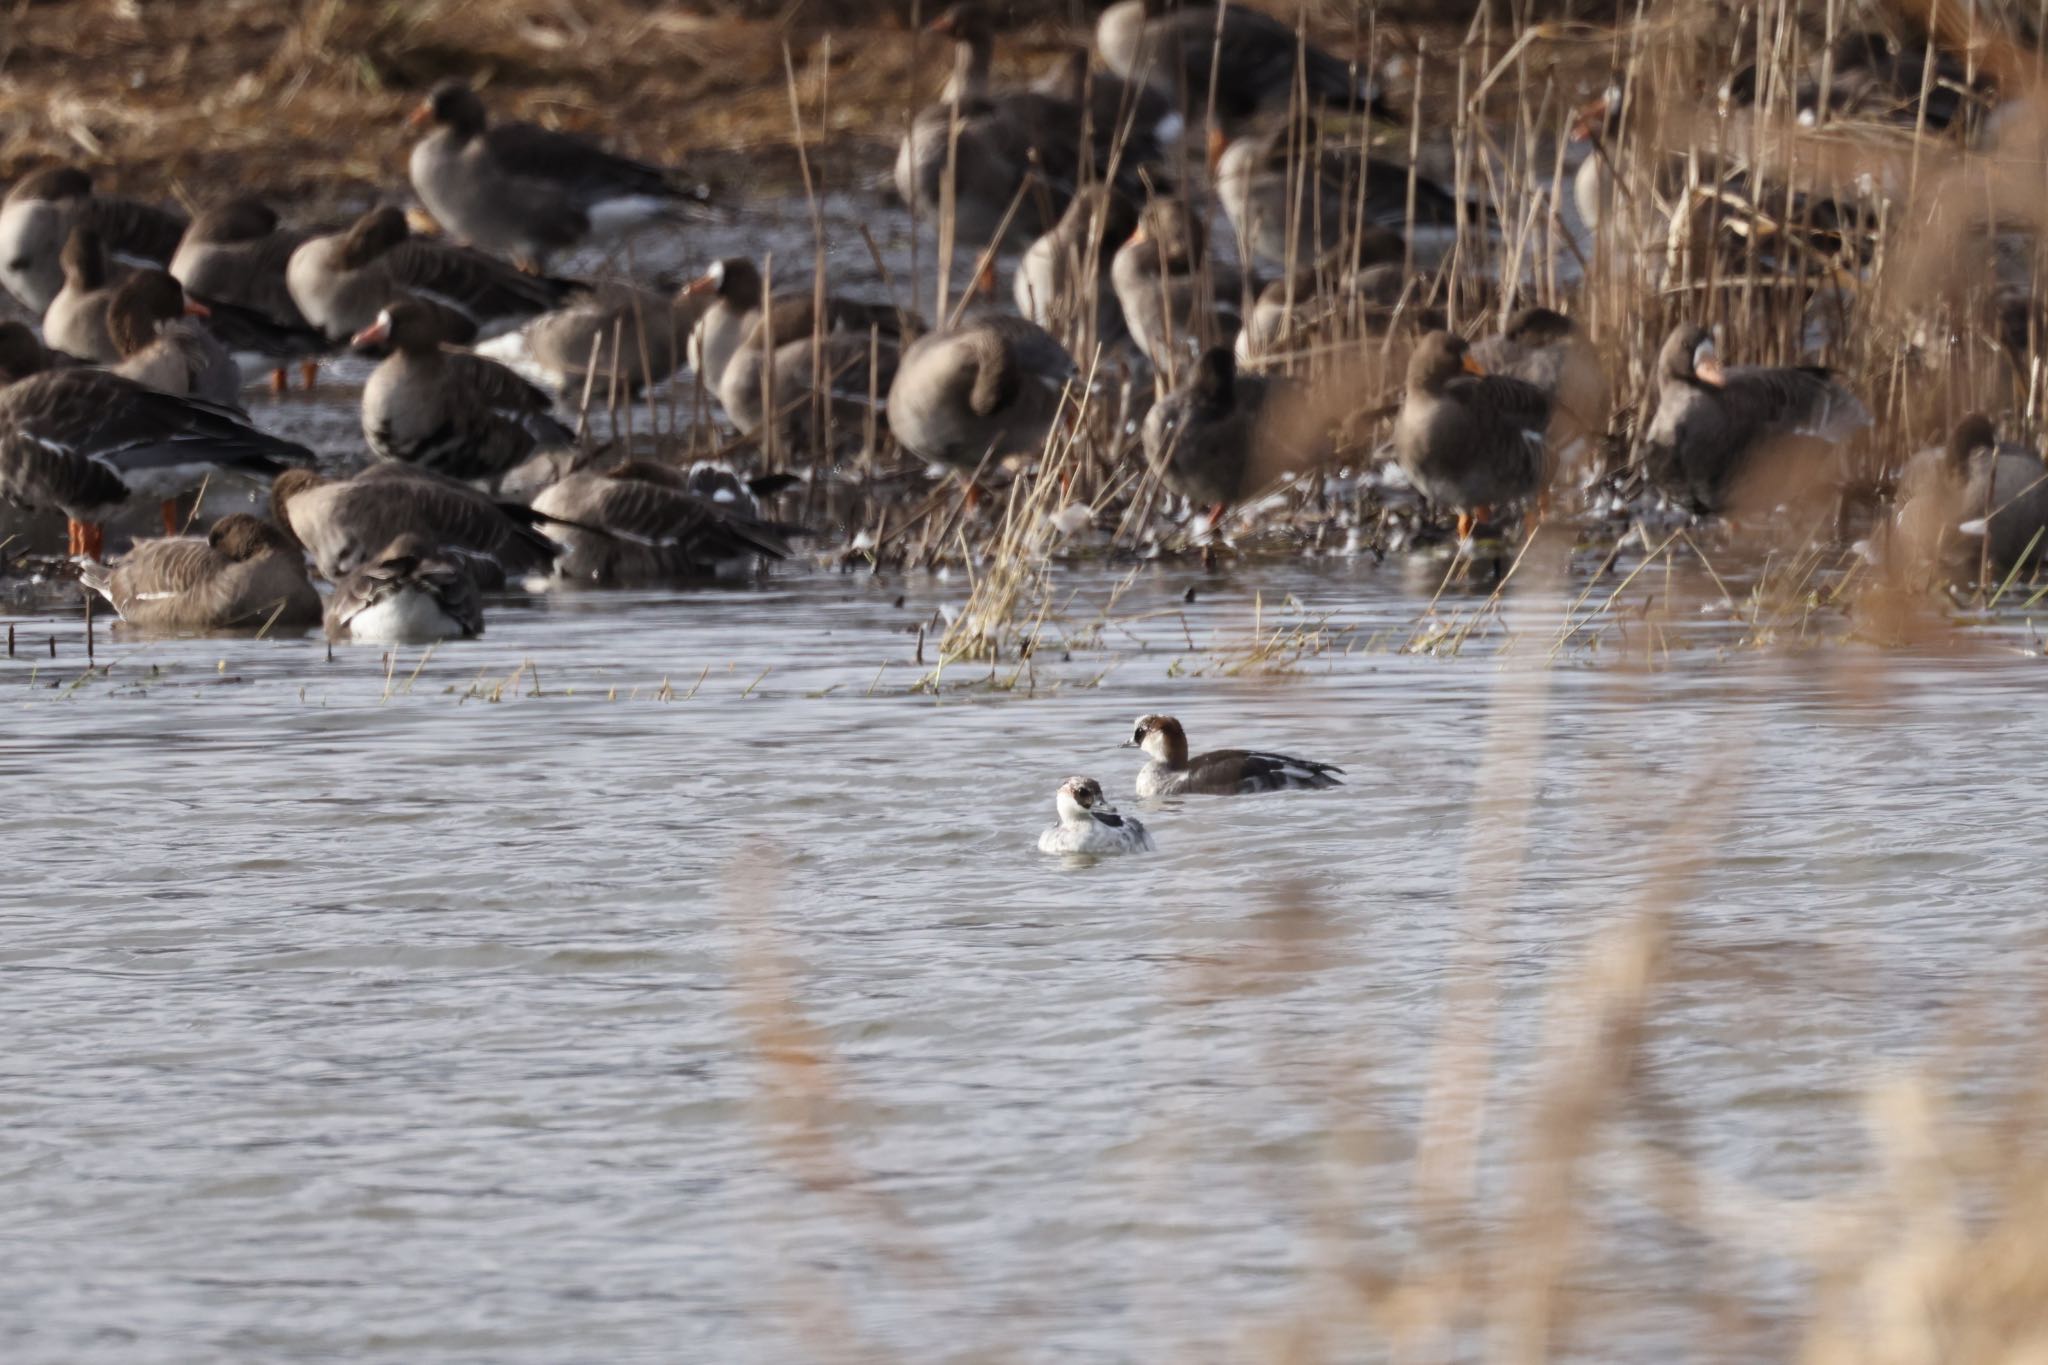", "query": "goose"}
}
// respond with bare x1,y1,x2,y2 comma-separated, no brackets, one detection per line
406,79,688,268
108,271,242,407
353,299,575,487
1142,346,1316,522
1110,198,1247,372
1468,307,1610,480
0,165,186,315
886,313,1077,479
286,206,578,346
1233,261,1426,364
0,366,311,556
1640,323,1870,517
78,513,321,633
1887,415,2048,581
1013,184,1138,353
1215,127,1460,270
1393,329,1553,539
269,464,561,584
168,200,332,391
479,279,711,396
529,460,795,583
1123,713,1342,797
41,227,124,363
681,257,910,400
325,534,485,644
